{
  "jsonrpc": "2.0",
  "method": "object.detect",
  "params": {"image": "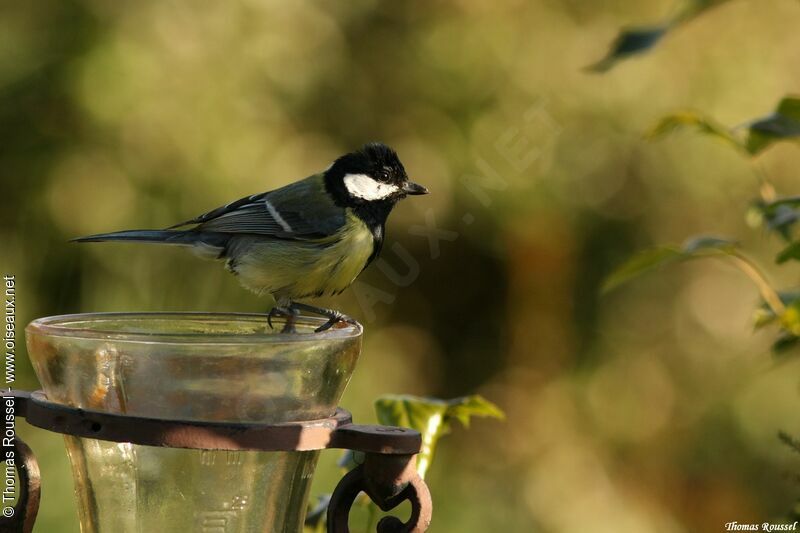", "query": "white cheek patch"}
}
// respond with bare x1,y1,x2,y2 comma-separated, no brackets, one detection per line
343,173,398,200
